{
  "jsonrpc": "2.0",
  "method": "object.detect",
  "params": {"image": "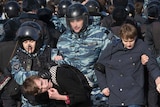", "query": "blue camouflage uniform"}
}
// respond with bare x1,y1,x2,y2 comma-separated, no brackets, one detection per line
51,16,66,33
89,16,102,26
52,25,115,107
